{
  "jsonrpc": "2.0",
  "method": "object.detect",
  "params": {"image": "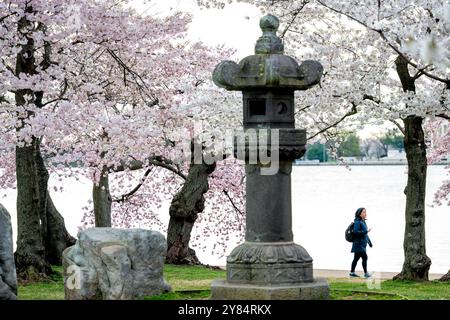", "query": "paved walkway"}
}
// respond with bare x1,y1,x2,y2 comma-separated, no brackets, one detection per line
314,269,444,280
215,266,445,280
